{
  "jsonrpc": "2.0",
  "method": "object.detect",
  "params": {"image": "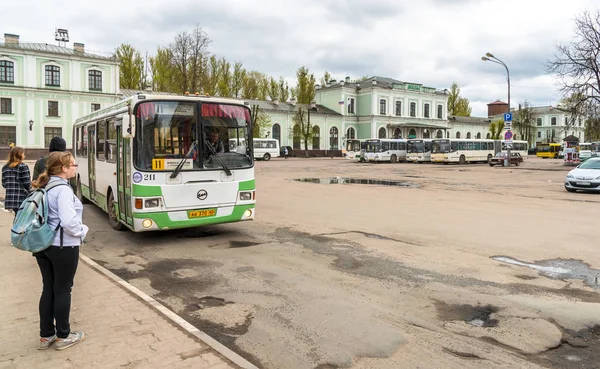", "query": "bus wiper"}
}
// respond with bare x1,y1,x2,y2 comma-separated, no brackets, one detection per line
205,140,232,176
170,140,197,179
